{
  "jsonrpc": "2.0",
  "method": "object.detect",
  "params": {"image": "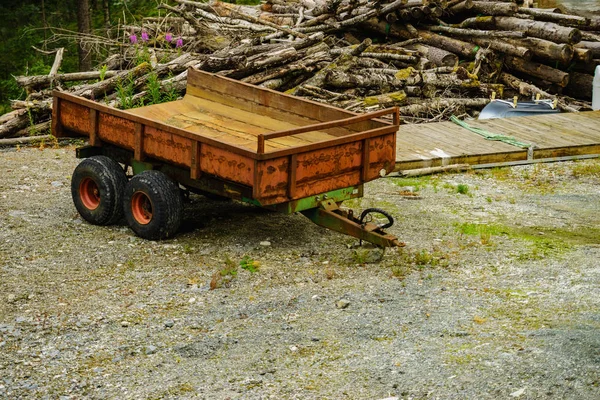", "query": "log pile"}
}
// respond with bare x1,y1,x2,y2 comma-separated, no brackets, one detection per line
2,0,599,143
